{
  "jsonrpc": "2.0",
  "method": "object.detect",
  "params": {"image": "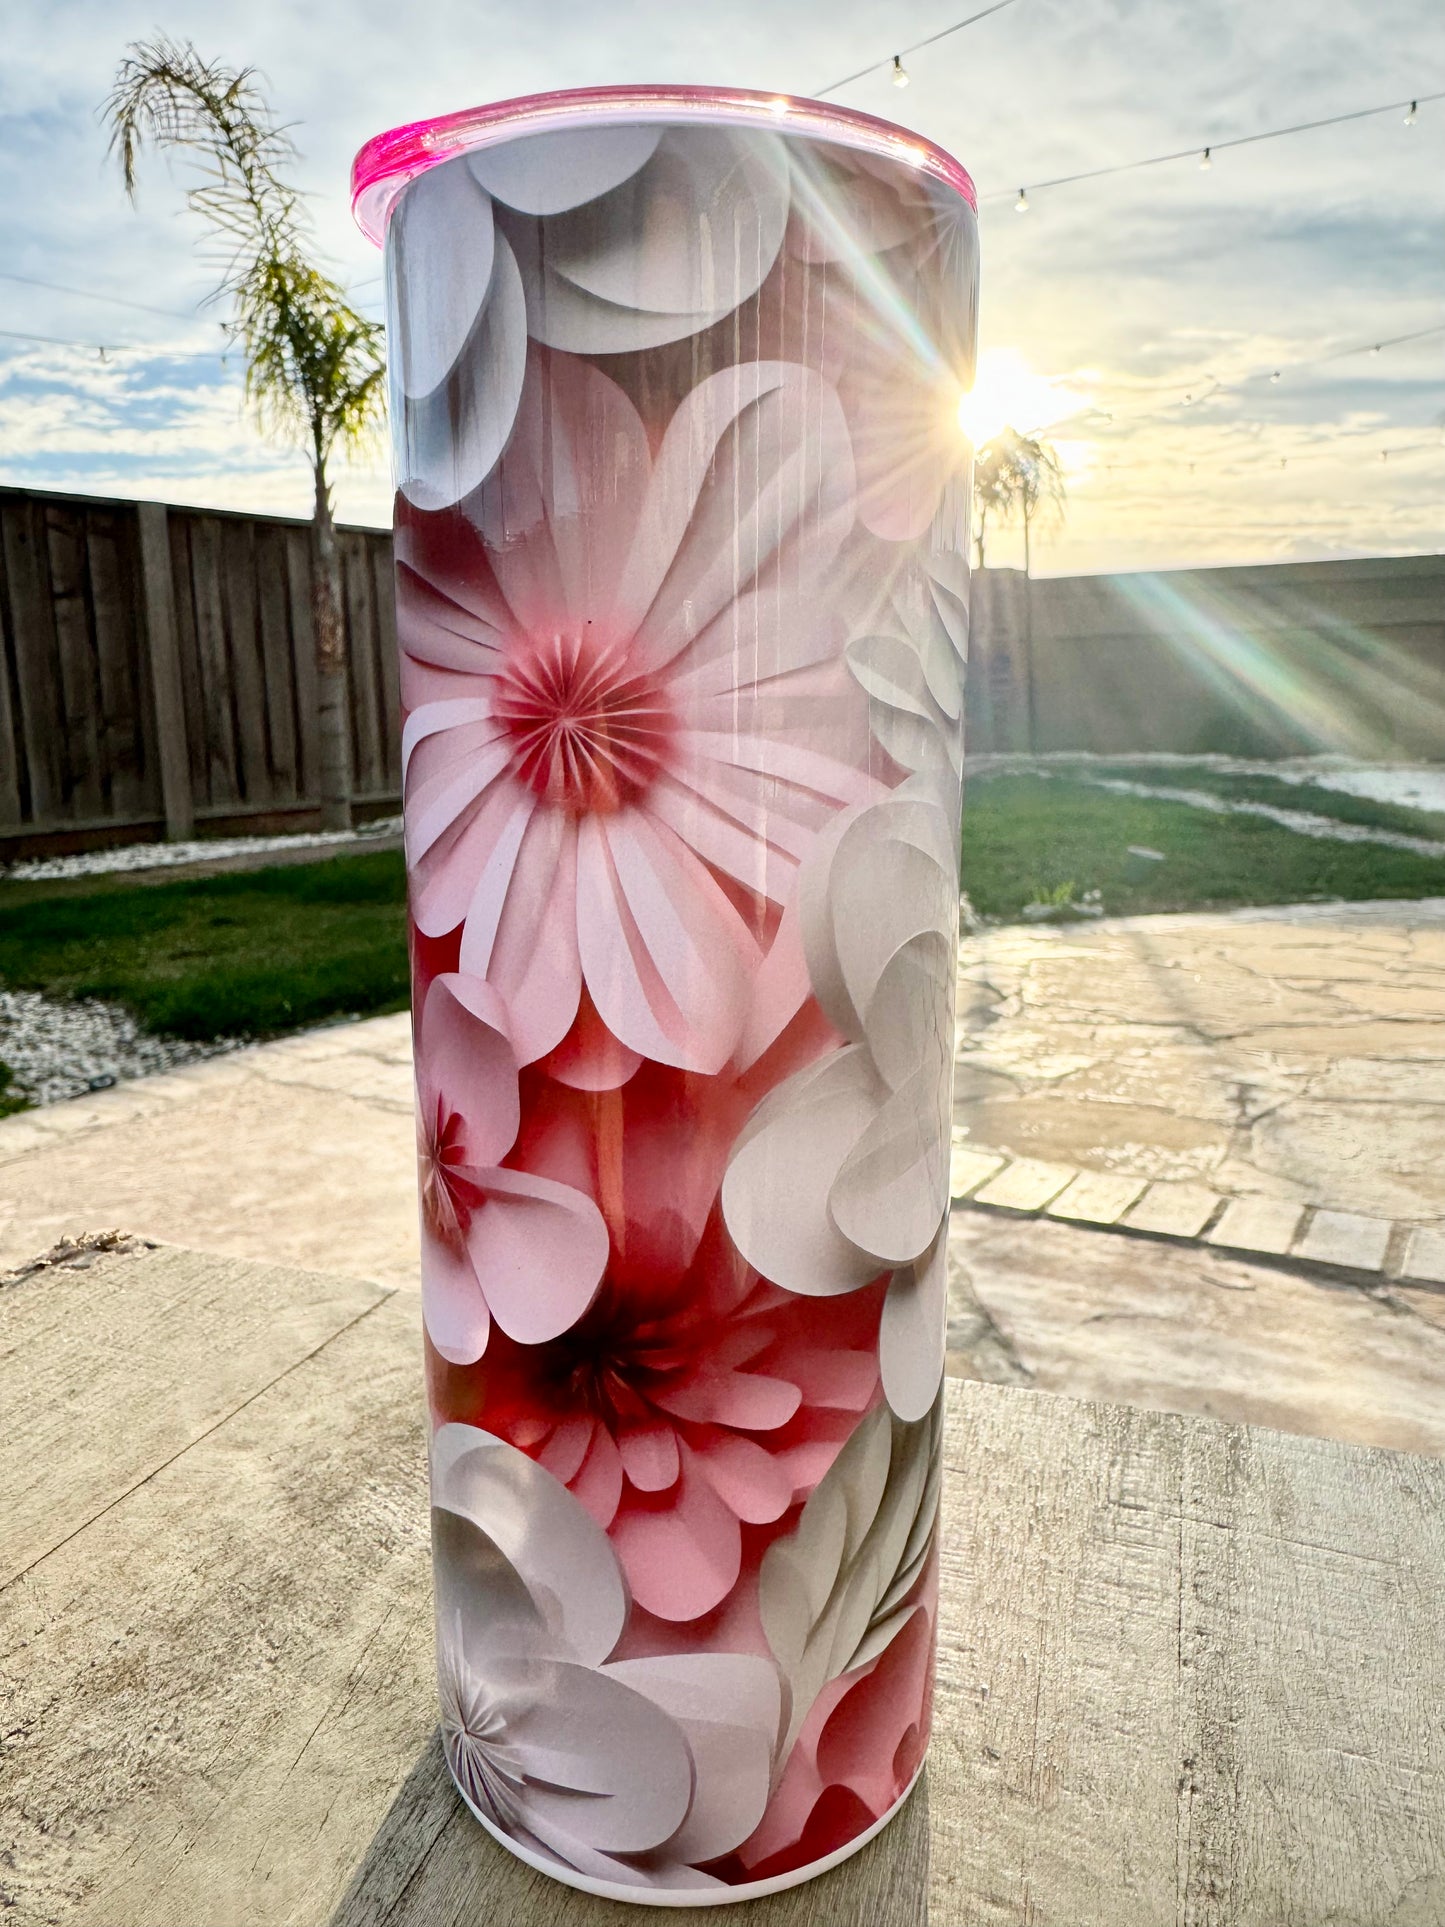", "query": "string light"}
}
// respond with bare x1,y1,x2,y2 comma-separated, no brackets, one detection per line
1093,321,1445,424
815,0,1019,98
1405,100,1418,124
1015,187,1029,213
978,88,1444,206
1199,147,1212,170
891,54,910,88
0,324,229,362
